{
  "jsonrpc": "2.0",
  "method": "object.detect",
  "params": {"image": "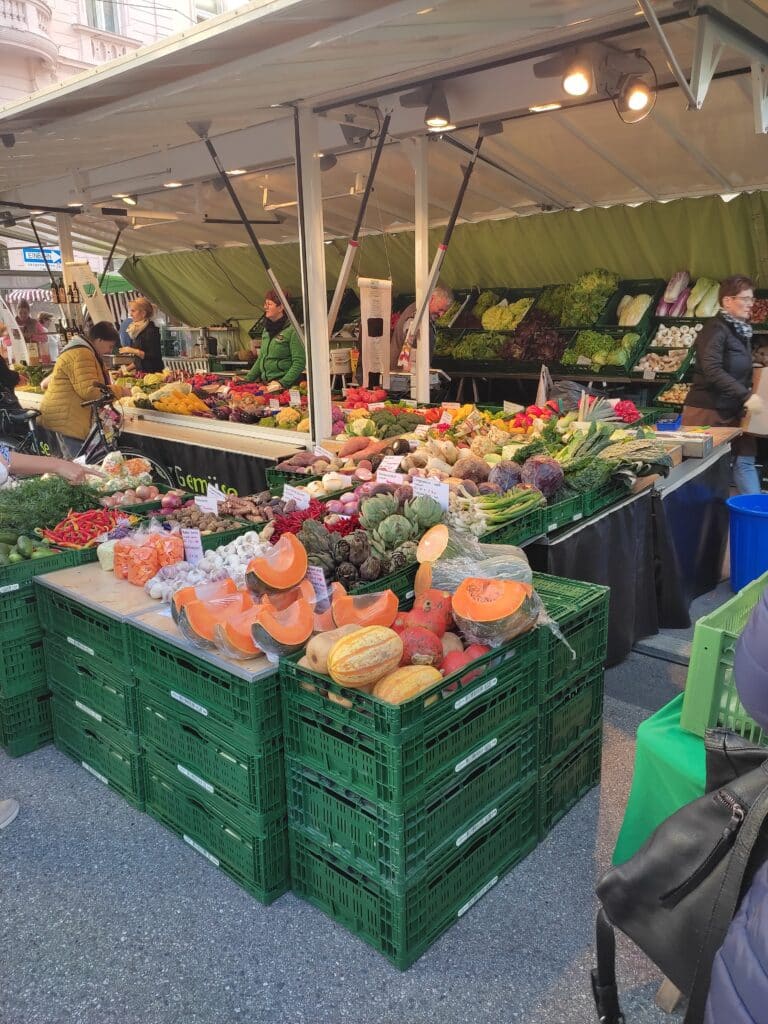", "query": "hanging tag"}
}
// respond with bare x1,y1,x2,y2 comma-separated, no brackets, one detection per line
412,475,449,510
181,528,204,565
282,484,311,510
